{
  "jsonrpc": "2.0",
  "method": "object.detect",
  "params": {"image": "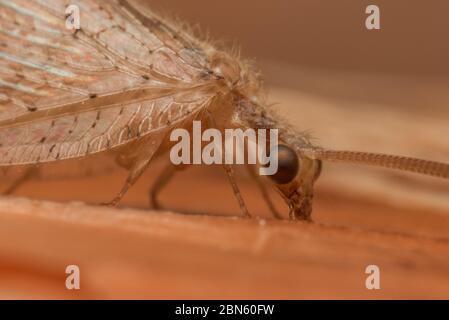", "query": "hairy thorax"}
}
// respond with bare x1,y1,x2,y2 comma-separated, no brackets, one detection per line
205,50,268,130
